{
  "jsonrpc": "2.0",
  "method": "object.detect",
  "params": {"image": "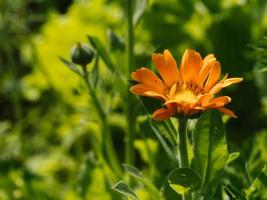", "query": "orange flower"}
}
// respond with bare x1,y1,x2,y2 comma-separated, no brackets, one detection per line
130,49,243,121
